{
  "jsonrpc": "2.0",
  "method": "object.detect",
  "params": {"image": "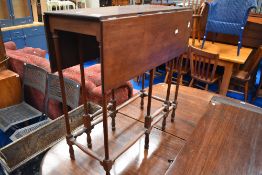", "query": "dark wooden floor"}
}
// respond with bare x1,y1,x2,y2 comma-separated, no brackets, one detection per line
41,84,215,175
